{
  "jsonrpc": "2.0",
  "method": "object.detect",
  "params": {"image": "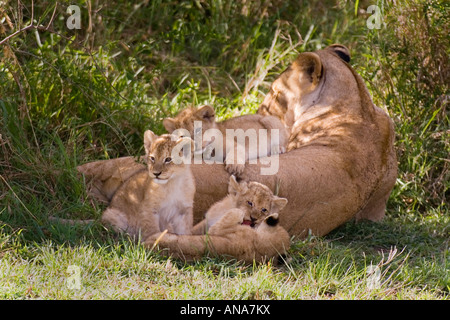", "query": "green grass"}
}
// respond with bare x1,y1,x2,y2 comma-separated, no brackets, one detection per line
0,0,448,300
0,213,447,299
